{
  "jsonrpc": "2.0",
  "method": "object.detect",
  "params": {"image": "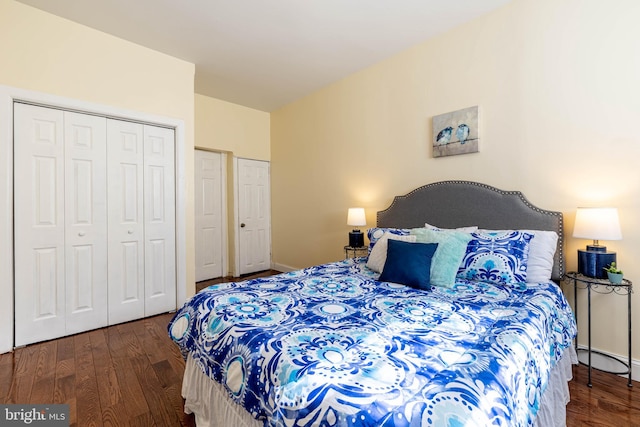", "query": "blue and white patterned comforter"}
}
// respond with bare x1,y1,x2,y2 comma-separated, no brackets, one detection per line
168,258,577,427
